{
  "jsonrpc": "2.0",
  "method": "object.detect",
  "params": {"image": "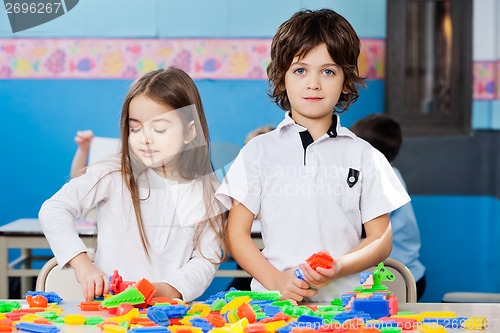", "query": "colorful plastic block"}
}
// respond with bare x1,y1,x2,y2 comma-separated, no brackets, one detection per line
15,323,60,333
306,251,334,270
101,288,145,308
